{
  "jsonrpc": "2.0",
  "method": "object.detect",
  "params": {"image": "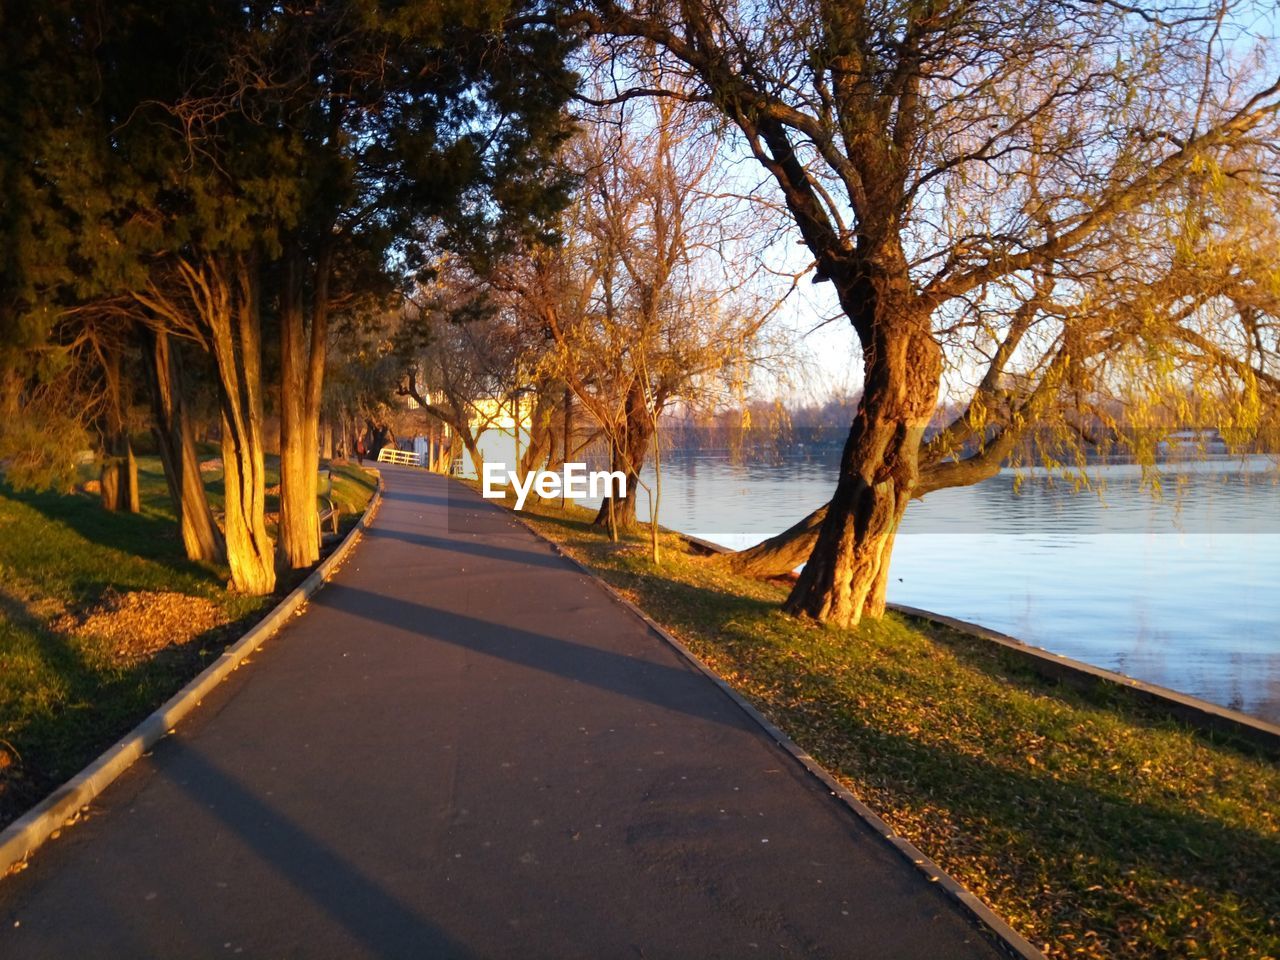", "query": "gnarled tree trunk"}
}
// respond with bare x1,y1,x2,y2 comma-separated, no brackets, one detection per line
717,502,828,578
783,304,941,626
144,328,225,563
136,255,274,593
